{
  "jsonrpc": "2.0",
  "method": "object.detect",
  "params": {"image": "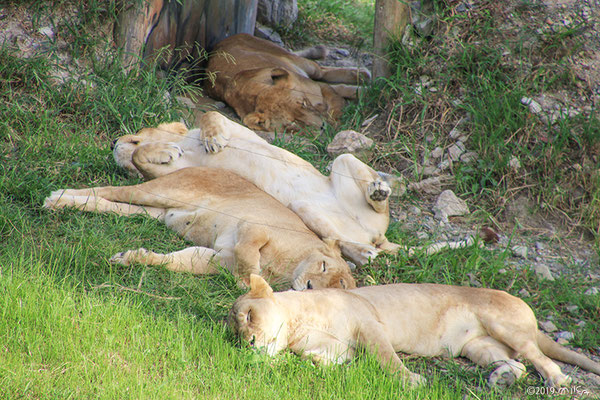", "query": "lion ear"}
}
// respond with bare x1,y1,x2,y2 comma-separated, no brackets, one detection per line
248,274,274,298
270,68,289,84
322,238,340,254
